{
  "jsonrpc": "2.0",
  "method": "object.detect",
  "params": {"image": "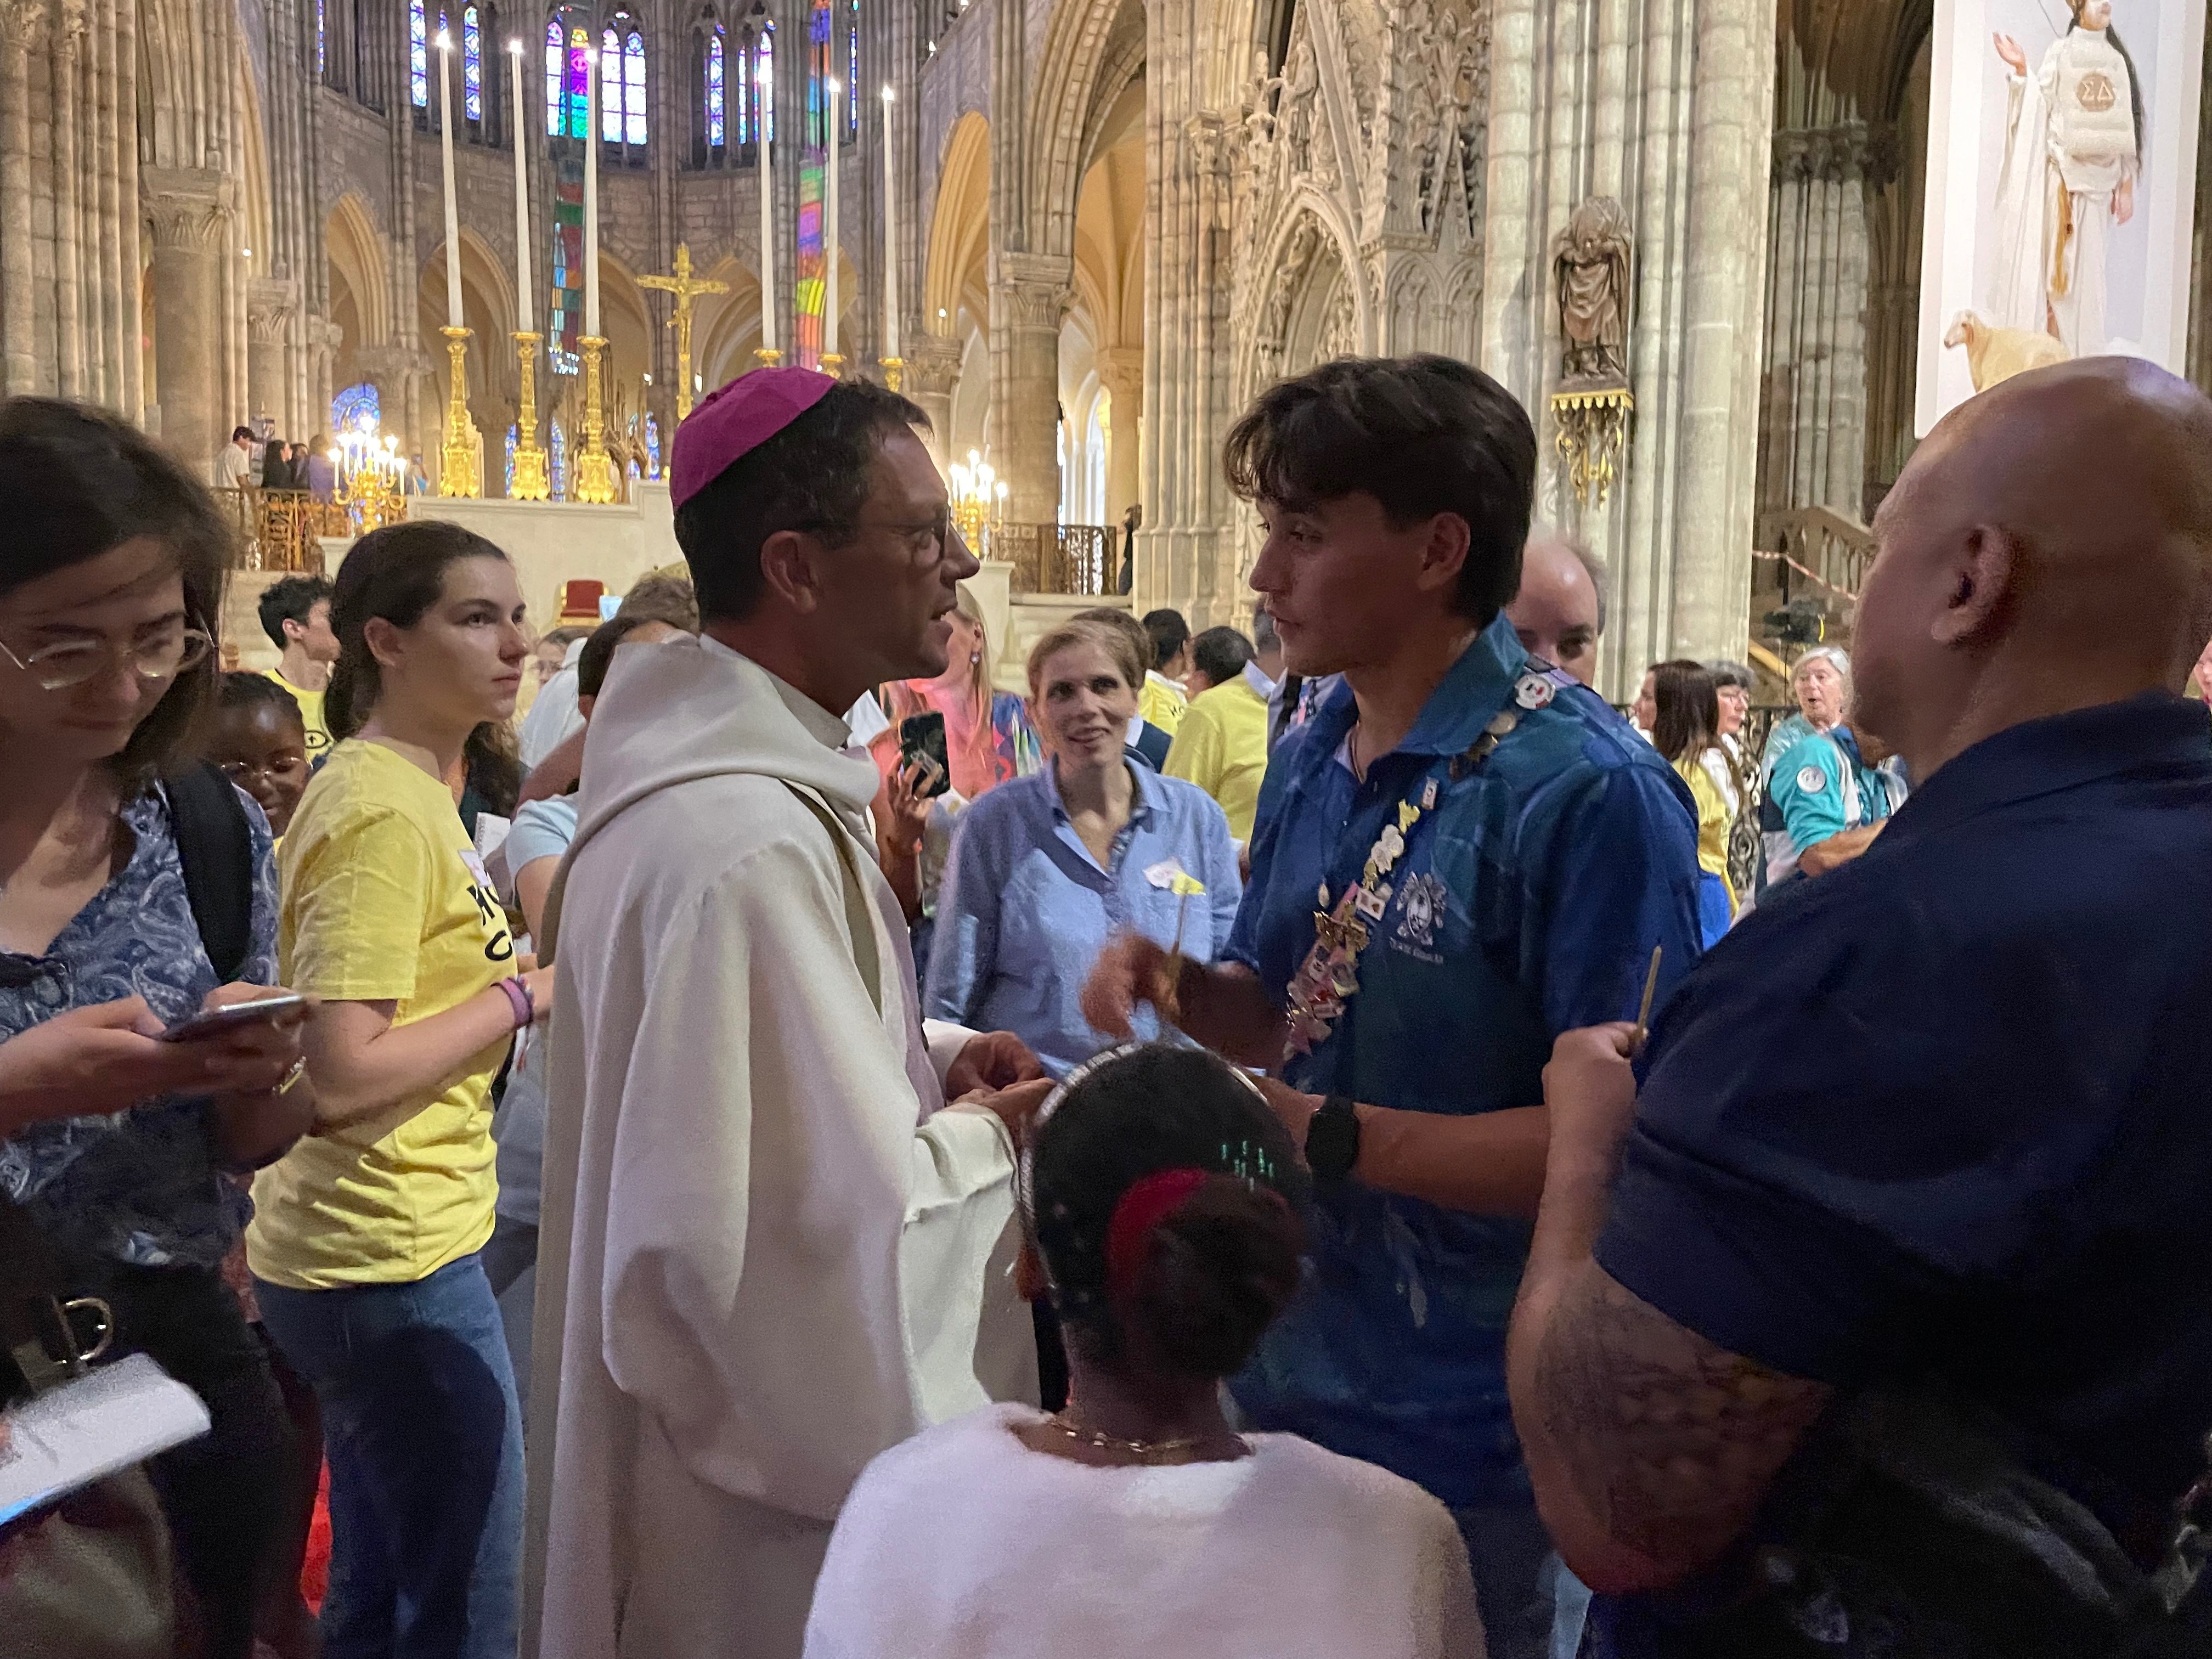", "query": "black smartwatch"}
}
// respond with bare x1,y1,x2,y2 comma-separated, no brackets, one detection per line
1304,1094,1362,1183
